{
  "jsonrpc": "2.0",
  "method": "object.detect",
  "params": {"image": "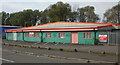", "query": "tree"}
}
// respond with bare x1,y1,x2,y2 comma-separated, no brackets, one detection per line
9,9,42,27
67,11,78,22
77,6,99,23
1,11,10,25
45,2,71,22
104,4,120,23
